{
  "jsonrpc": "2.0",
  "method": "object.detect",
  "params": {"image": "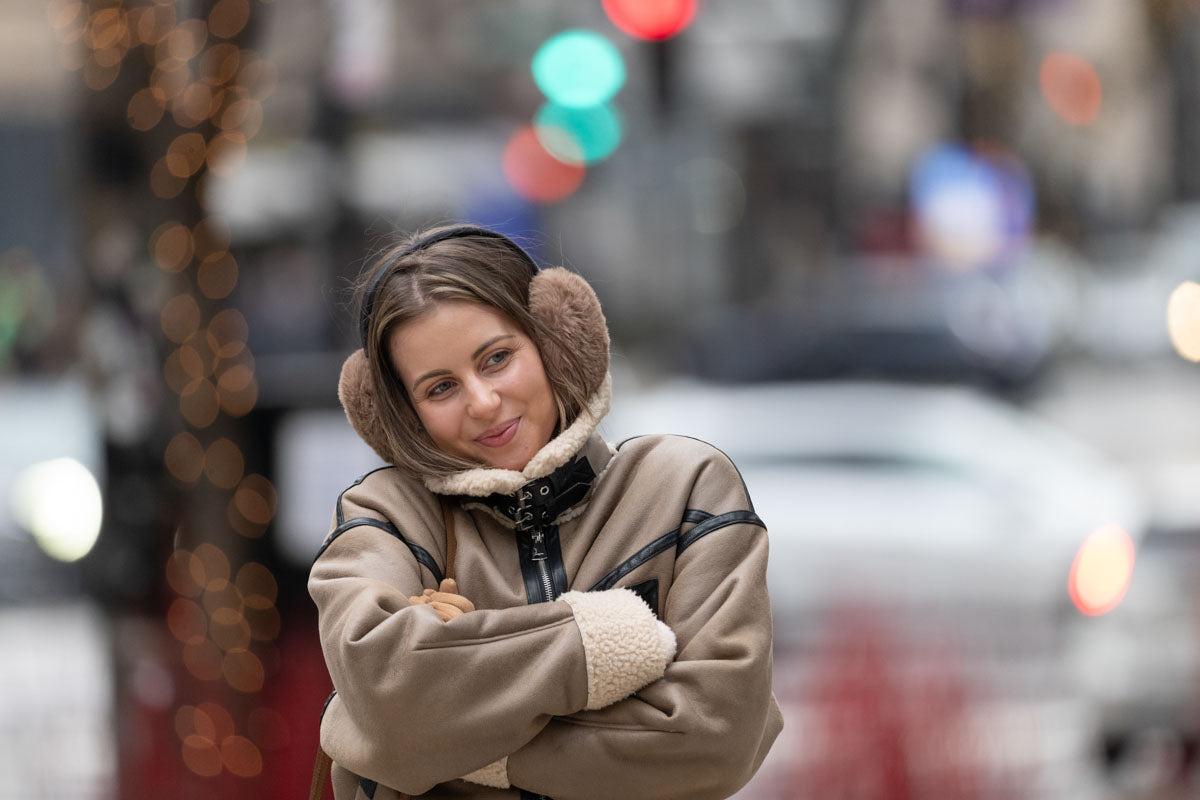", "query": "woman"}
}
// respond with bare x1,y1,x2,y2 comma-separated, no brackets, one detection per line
310,225,782,800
